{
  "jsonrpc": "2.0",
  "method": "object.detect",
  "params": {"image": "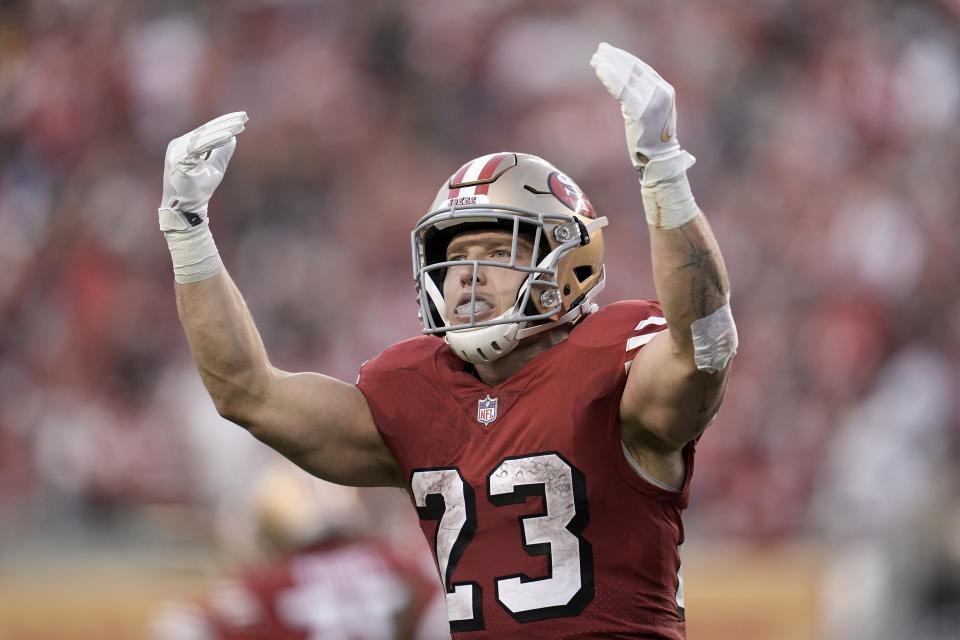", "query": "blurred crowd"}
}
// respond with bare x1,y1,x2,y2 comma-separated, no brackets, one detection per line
1,0,960,636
